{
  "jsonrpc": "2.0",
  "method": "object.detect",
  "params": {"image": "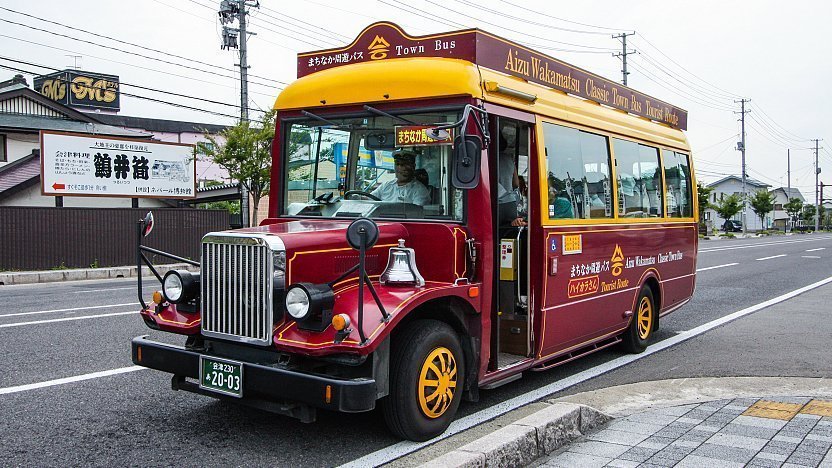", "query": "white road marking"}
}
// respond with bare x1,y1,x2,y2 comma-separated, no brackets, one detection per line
700,236,832,253
0,303,136,318
68,286,156,294
0,311,136,328
756,254,787,261
806,248,826,252
696,263,739,272
340,275,832,468
803,256,822,259
0,366,146,395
